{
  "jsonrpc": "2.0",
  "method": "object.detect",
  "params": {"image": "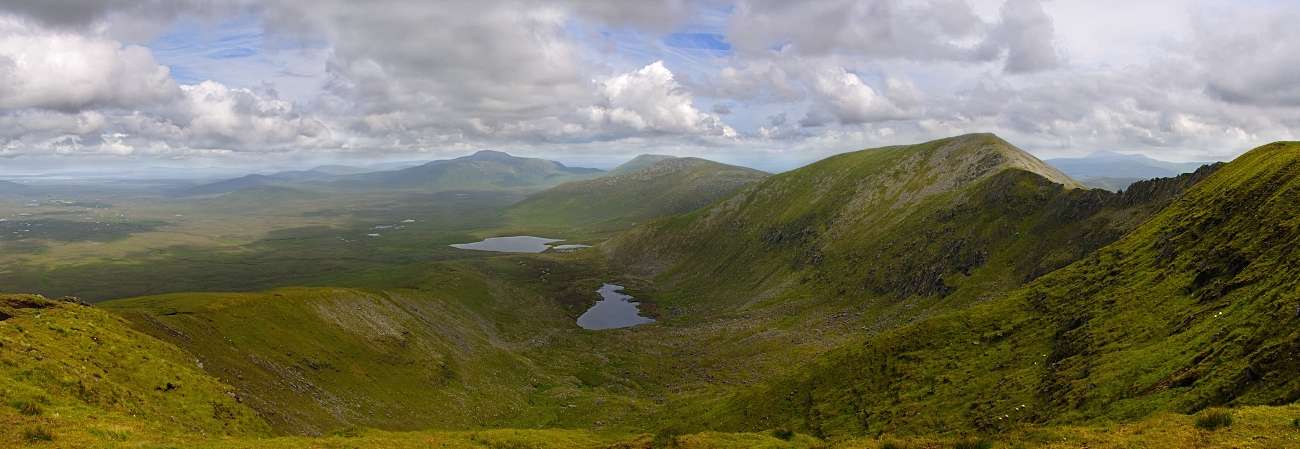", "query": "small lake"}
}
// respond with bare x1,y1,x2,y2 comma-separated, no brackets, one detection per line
450,236,563,253
450,236,593,253
576,284,655,330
